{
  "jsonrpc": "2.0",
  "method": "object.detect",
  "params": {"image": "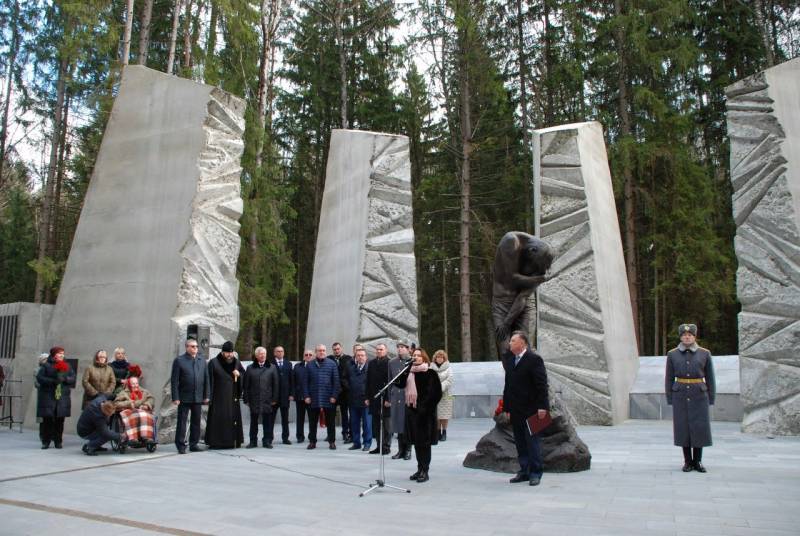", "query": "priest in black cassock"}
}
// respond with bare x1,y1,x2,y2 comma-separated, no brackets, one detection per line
205,341,245,449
